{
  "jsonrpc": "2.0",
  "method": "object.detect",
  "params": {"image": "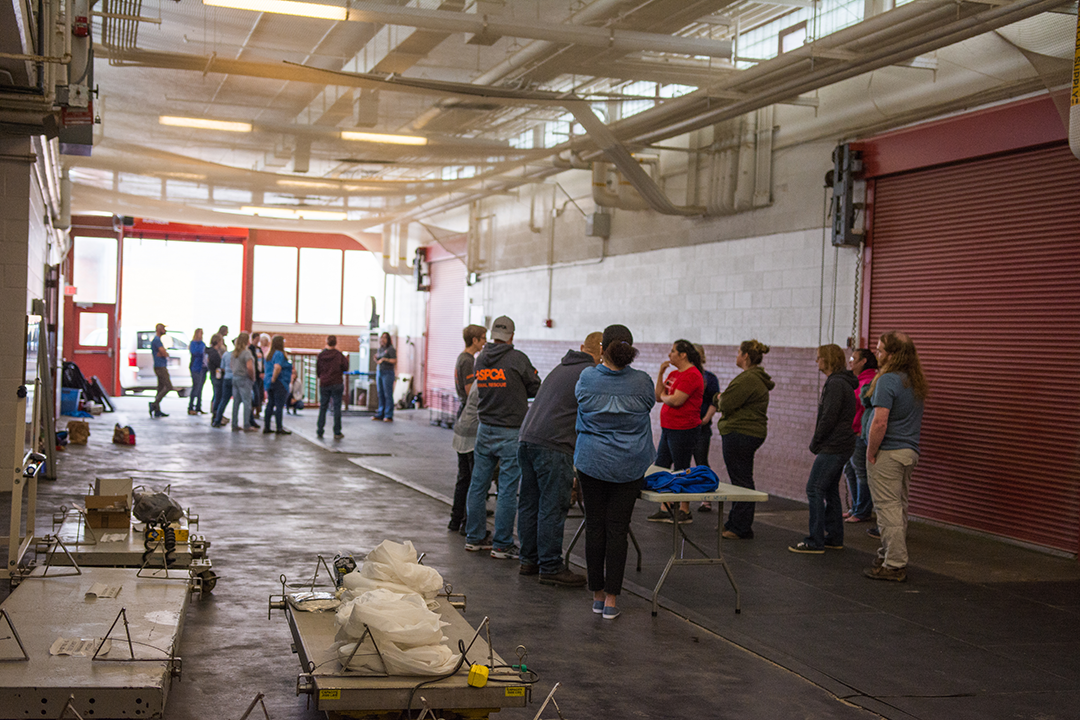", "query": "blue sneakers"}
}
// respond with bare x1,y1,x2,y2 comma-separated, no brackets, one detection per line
602,606,621,620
